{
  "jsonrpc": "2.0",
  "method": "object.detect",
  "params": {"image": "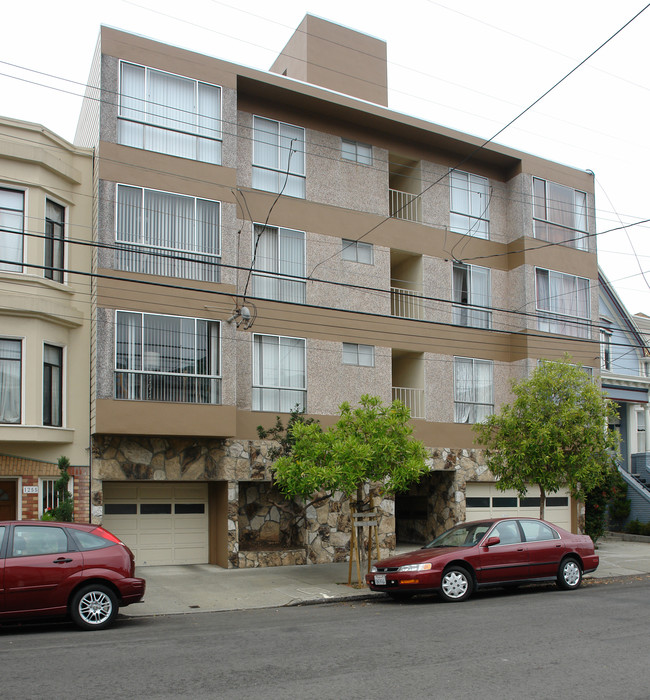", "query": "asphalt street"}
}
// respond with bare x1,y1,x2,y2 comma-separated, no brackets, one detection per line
2,575,649,700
